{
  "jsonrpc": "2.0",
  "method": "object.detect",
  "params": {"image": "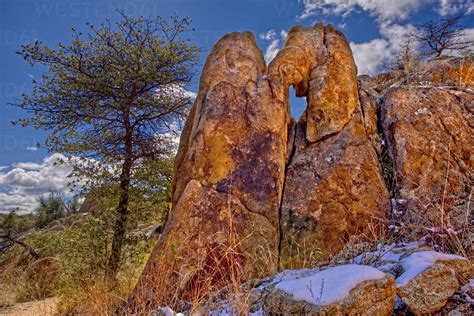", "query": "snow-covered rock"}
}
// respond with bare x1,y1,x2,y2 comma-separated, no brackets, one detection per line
263,264,396,315
396,251,468,286
394,251,471,315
